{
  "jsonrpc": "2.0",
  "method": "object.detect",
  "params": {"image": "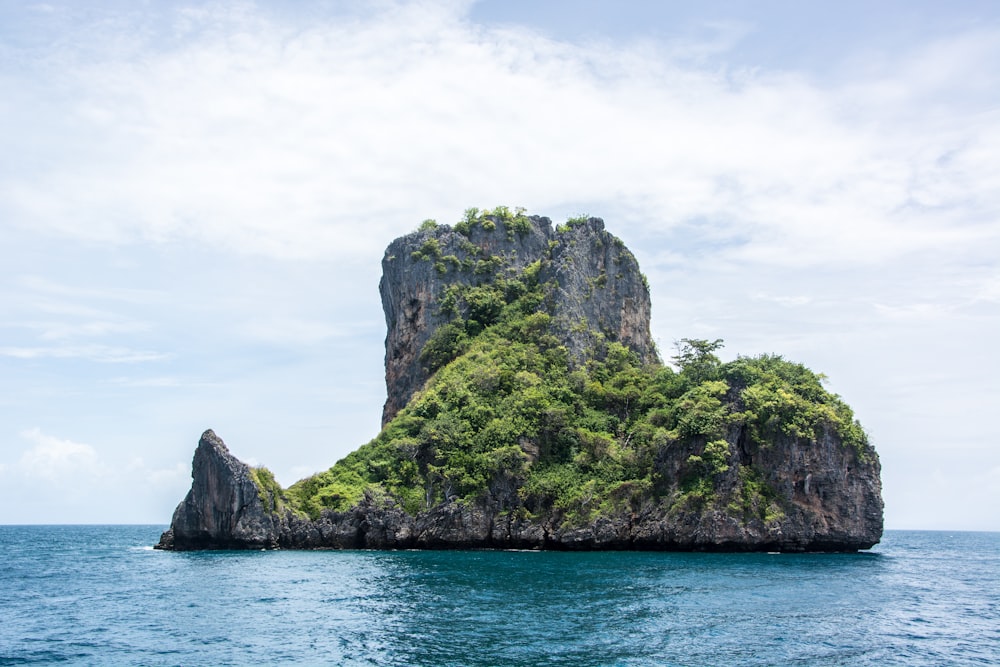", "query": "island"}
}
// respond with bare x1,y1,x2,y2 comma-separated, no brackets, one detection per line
157,208,883,552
